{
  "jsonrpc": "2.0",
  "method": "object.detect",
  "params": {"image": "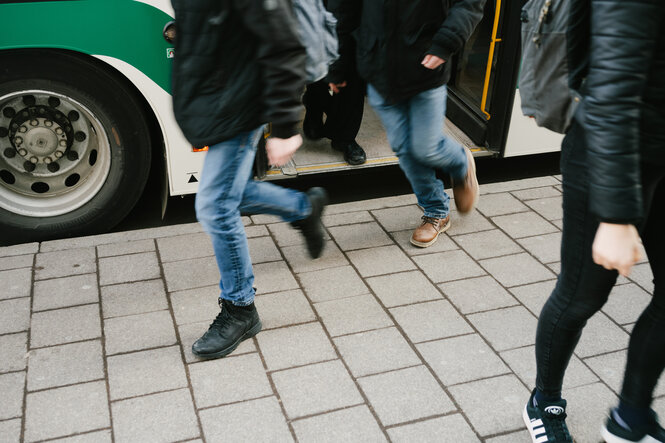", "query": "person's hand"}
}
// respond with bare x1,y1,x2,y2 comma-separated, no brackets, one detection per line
592,222,643,277
328,81,347,94
266,134,302,167
421,54,445,70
